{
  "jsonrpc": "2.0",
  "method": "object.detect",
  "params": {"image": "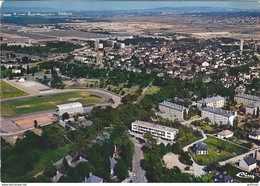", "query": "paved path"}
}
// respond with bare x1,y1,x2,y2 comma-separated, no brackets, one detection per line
180,117,207,177
219,147,260,166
